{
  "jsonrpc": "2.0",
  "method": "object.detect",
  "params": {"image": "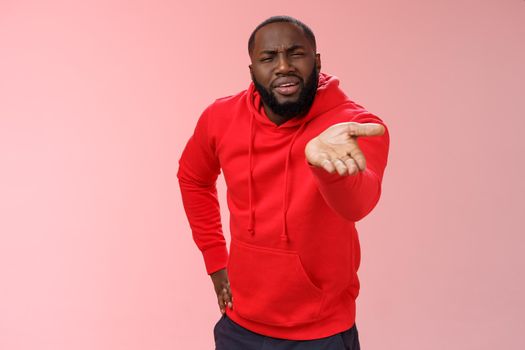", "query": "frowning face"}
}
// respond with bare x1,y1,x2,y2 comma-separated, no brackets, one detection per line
249,22,321,121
